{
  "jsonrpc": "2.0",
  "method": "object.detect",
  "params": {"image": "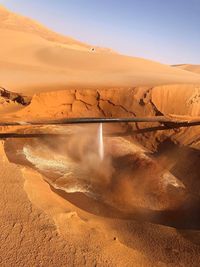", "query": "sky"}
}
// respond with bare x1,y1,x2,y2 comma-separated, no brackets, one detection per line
1,0,200,64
